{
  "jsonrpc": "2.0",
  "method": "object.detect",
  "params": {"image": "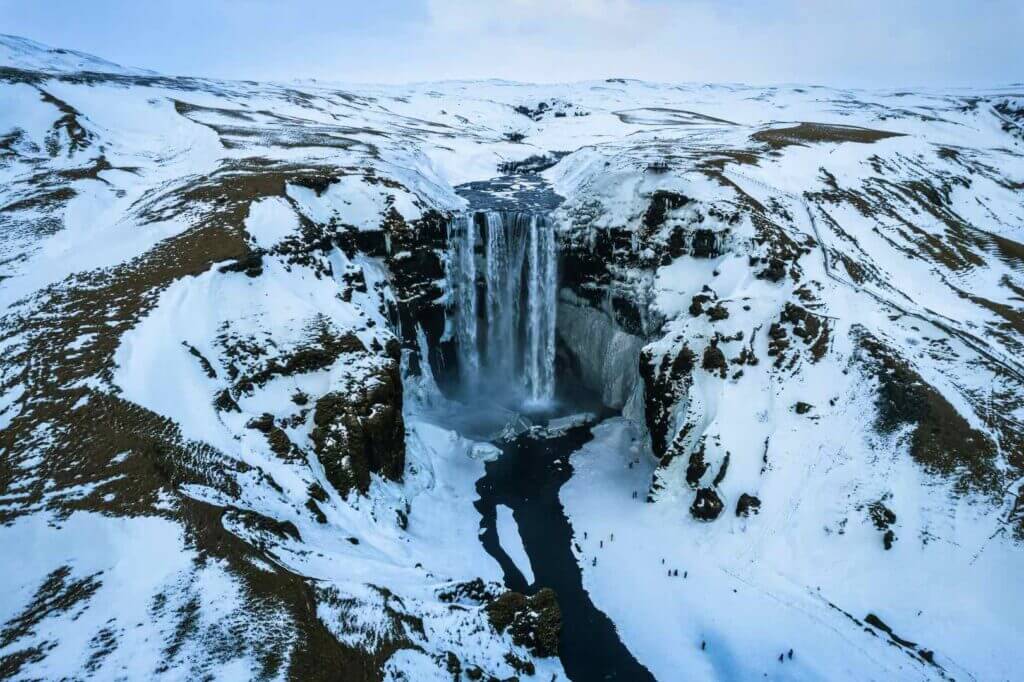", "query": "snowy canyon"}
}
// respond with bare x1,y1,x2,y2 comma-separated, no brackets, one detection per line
1,33,1024,681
